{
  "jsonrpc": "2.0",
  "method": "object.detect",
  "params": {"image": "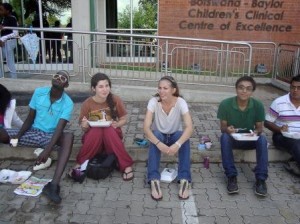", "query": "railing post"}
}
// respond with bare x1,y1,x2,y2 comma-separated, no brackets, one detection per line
294,48,300,76
81,35,86,83
247,44,252,76
0,49,4,78
224,44,229,81
164,40,169,76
